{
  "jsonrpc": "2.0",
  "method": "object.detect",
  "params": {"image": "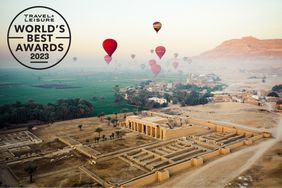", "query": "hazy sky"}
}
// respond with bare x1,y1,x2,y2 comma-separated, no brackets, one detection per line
1,0,282,67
